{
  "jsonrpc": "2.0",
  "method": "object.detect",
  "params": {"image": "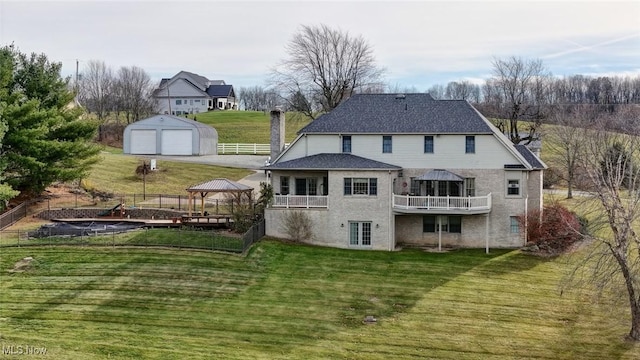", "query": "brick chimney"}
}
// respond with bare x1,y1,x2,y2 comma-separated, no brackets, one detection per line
270,109,285,160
